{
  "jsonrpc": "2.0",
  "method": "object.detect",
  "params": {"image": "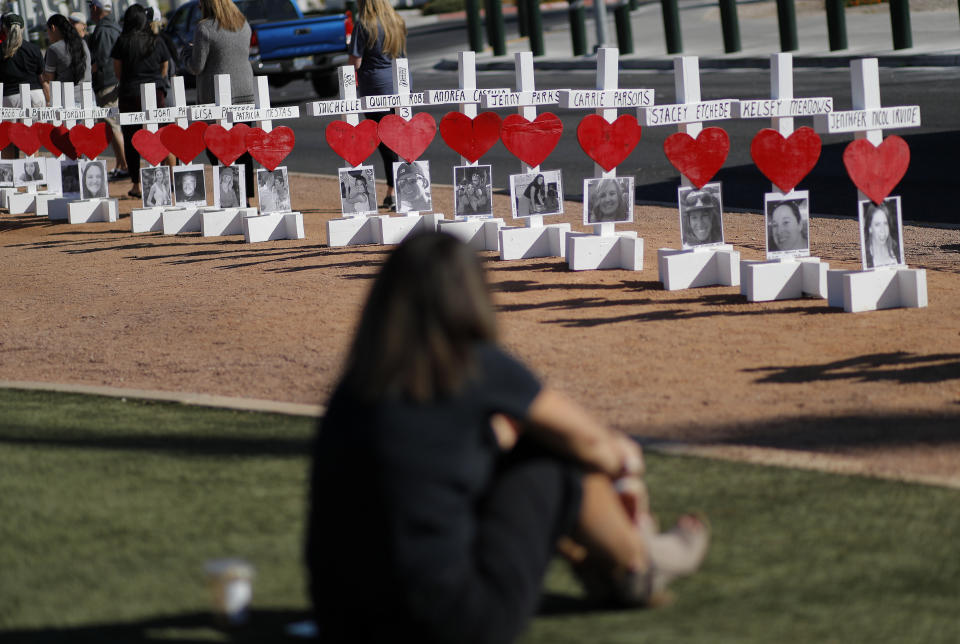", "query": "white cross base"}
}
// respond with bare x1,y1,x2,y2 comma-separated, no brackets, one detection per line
657,244,739,290
819,58,926,313
738,54,832,302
